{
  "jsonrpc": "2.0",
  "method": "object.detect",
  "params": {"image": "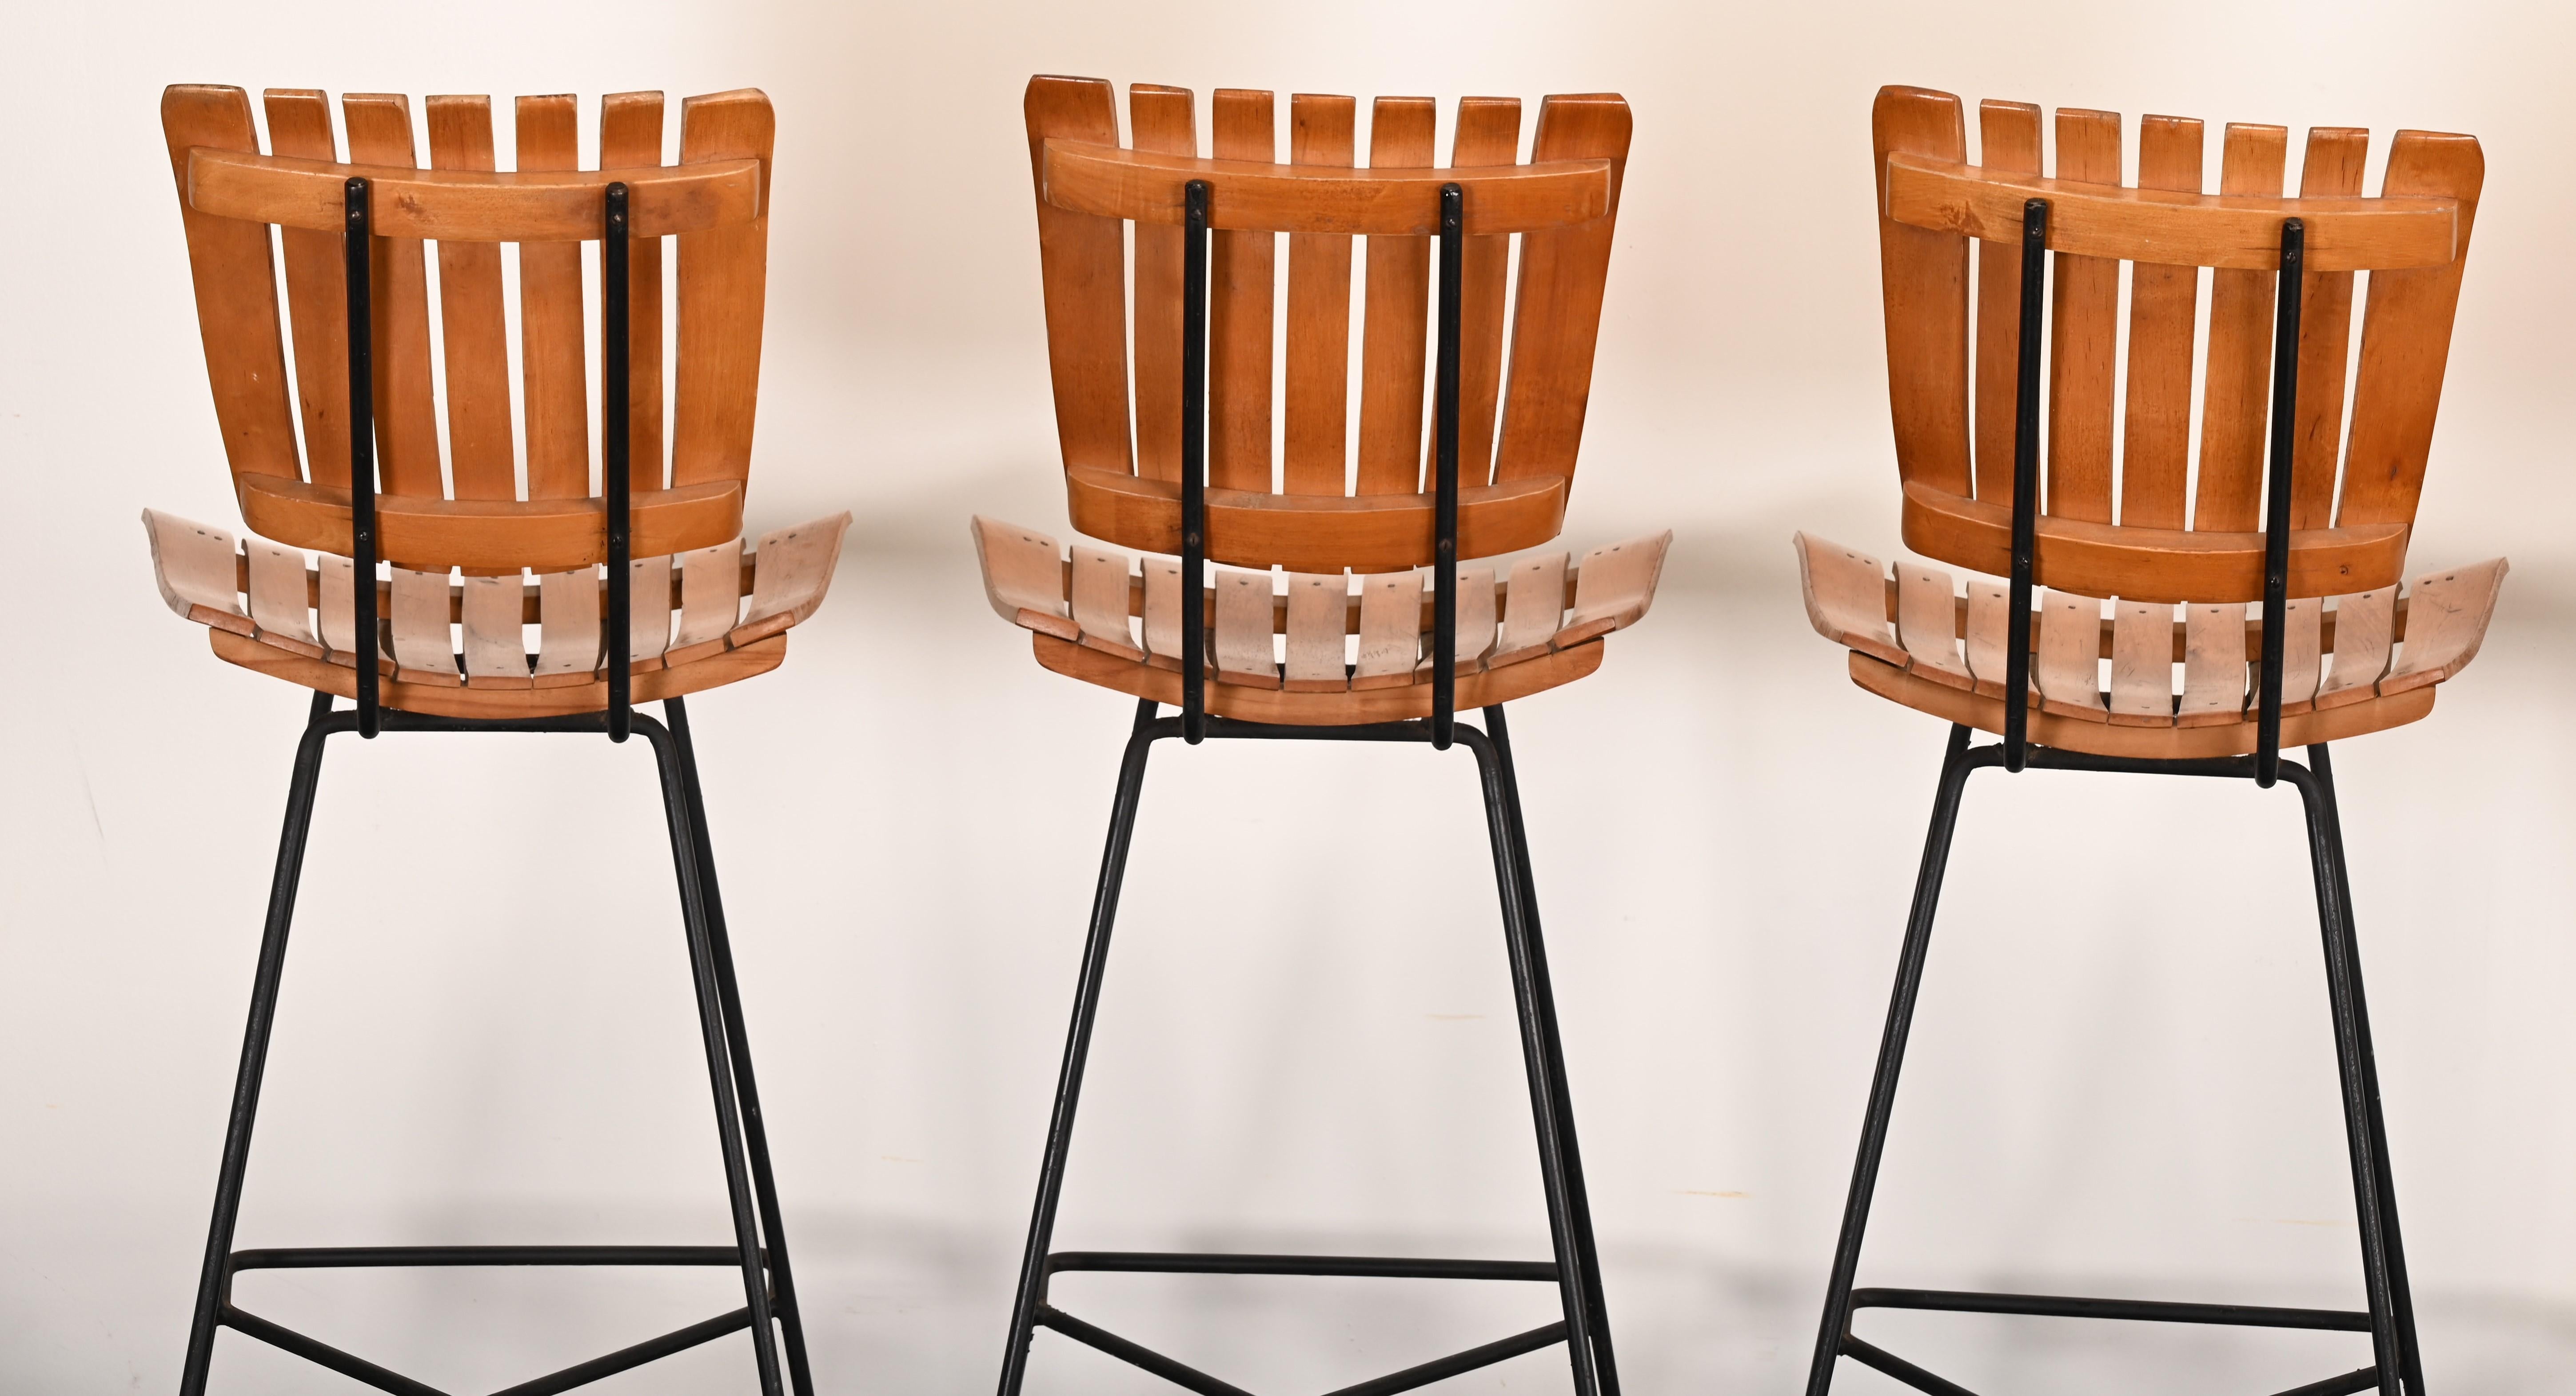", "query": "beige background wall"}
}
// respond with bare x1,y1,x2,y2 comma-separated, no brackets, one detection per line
3,0,2571,1390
